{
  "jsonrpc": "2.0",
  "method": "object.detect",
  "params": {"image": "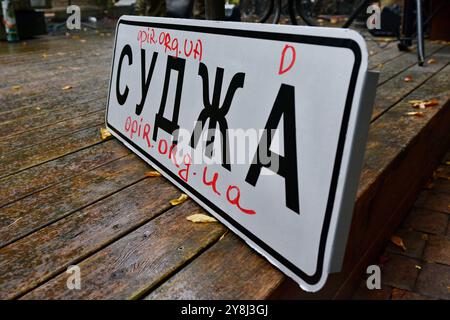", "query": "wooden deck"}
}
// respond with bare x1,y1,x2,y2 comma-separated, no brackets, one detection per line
0,30,449,300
